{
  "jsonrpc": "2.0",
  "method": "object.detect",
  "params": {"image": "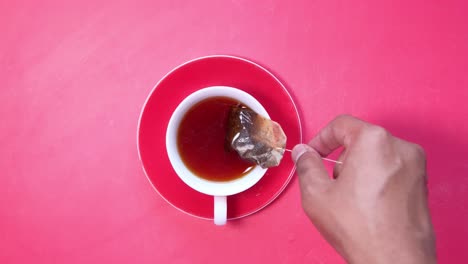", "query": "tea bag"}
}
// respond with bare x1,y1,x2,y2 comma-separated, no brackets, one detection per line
226,105,287,168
